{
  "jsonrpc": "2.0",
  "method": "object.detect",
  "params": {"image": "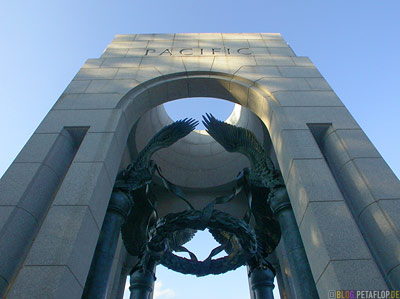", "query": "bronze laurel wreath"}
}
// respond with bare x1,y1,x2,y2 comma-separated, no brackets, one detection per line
147,209,257,276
